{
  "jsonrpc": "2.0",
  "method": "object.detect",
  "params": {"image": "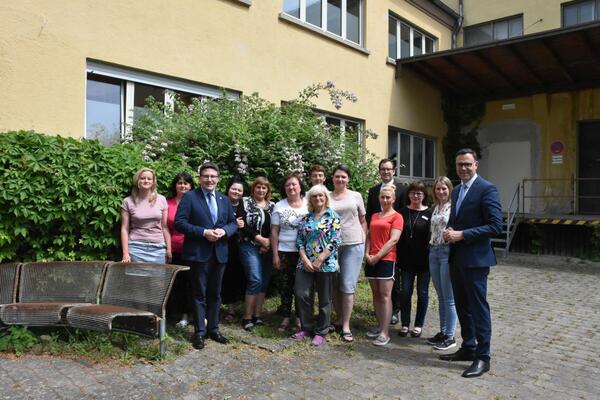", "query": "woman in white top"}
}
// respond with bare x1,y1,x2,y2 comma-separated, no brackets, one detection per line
120,167,171,263
329,165,367,343
271,173,308,331
426,176,458,351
